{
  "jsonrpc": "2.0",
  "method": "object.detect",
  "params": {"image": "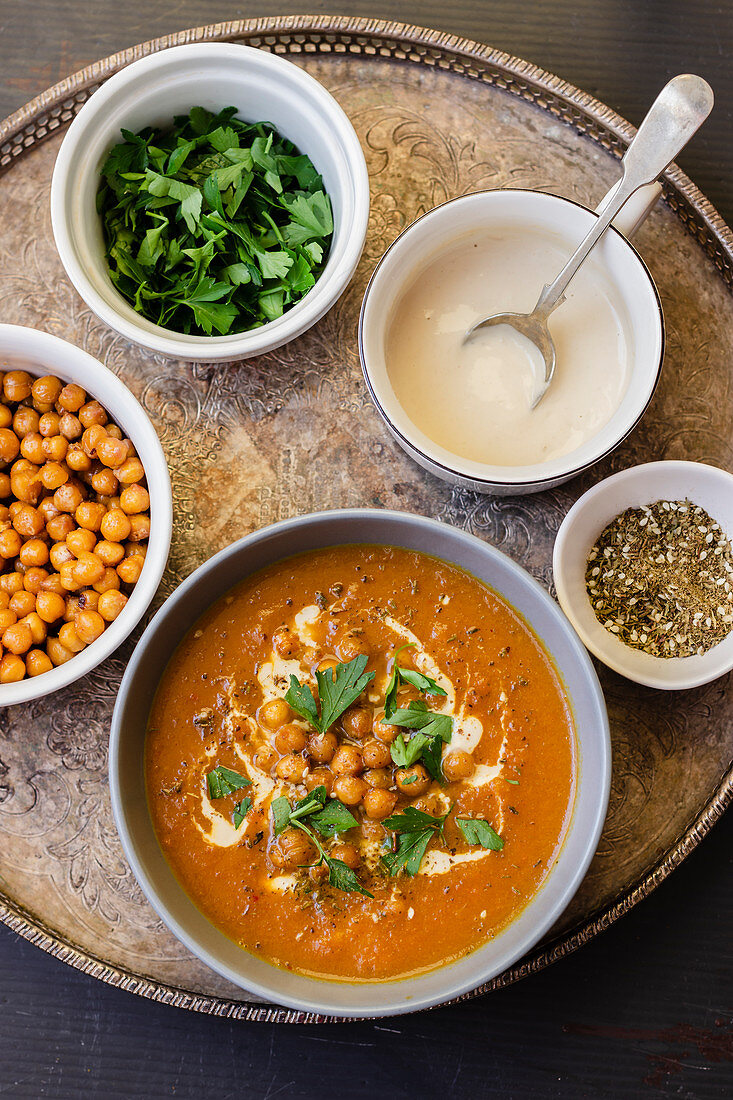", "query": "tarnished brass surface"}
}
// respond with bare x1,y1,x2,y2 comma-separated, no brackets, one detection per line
0,16,730,1024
